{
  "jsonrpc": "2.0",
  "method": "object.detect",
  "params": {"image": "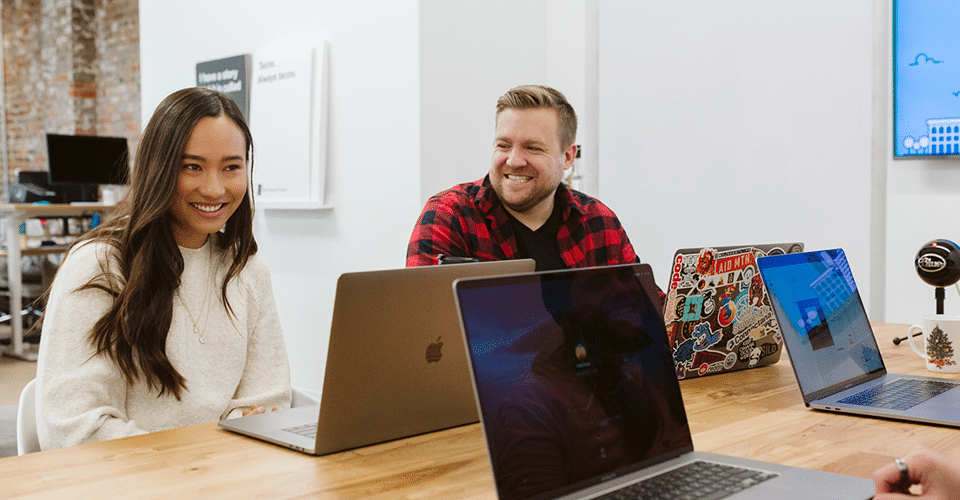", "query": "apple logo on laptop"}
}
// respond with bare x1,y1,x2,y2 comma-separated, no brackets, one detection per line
425,336,443,363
